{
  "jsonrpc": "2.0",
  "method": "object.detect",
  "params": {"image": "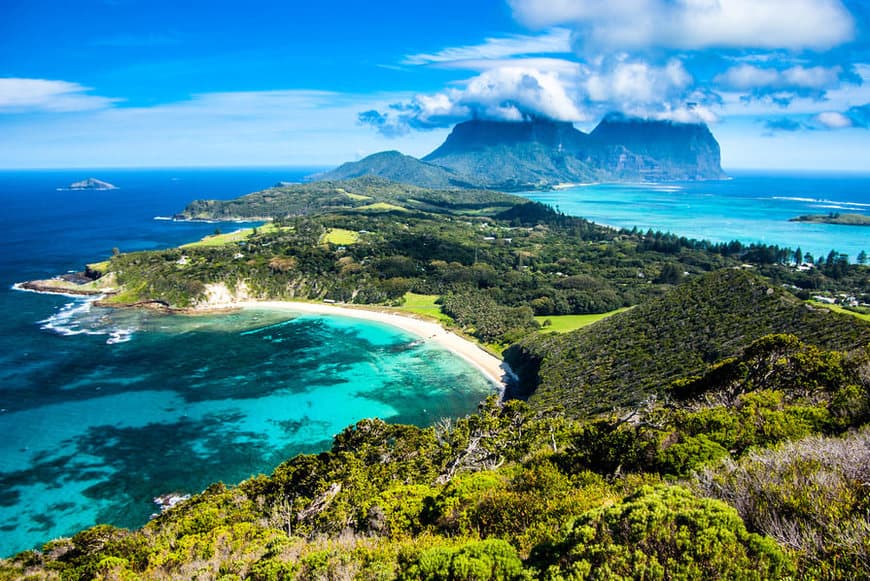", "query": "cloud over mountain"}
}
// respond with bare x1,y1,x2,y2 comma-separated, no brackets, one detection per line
360,66,586,136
